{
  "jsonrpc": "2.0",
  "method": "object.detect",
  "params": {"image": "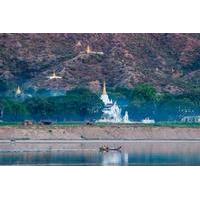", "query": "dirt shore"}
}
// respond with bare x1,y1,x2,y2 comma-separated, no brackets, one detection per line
0,125,200,140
